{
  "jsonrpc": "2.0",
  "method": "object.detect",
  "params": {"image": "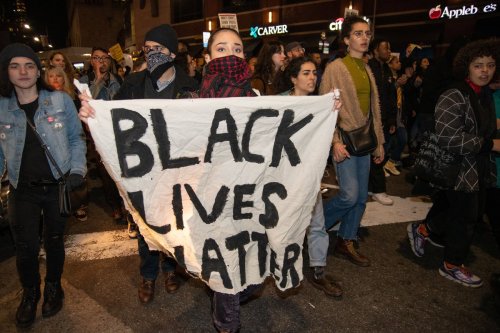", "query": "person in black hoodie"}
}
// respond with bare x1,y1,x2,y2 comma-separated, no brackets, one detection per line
80,24,199,305
407,39,499,288
368,38,396,205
